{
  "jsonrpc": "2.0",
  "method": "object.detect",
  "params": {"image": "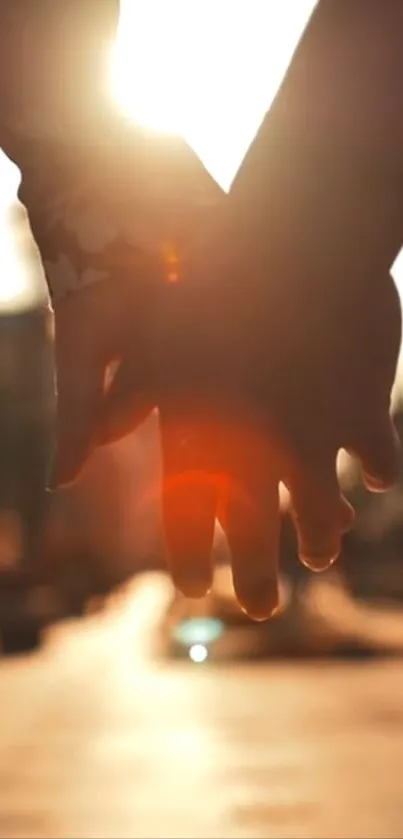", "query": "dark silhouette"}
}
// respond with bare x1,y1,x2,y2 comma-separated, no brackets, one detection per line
140,0,403,616
1,1,403,619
